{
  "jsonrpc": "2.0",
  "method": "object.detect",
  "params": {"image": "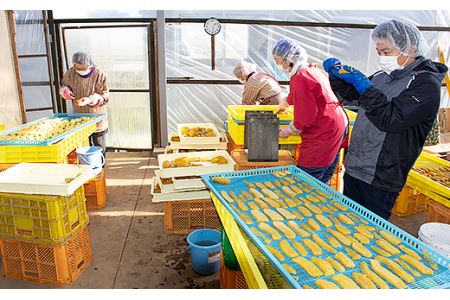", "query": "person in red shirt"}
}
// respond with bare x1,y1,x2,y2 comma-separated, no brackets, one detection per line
273,38,348,183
